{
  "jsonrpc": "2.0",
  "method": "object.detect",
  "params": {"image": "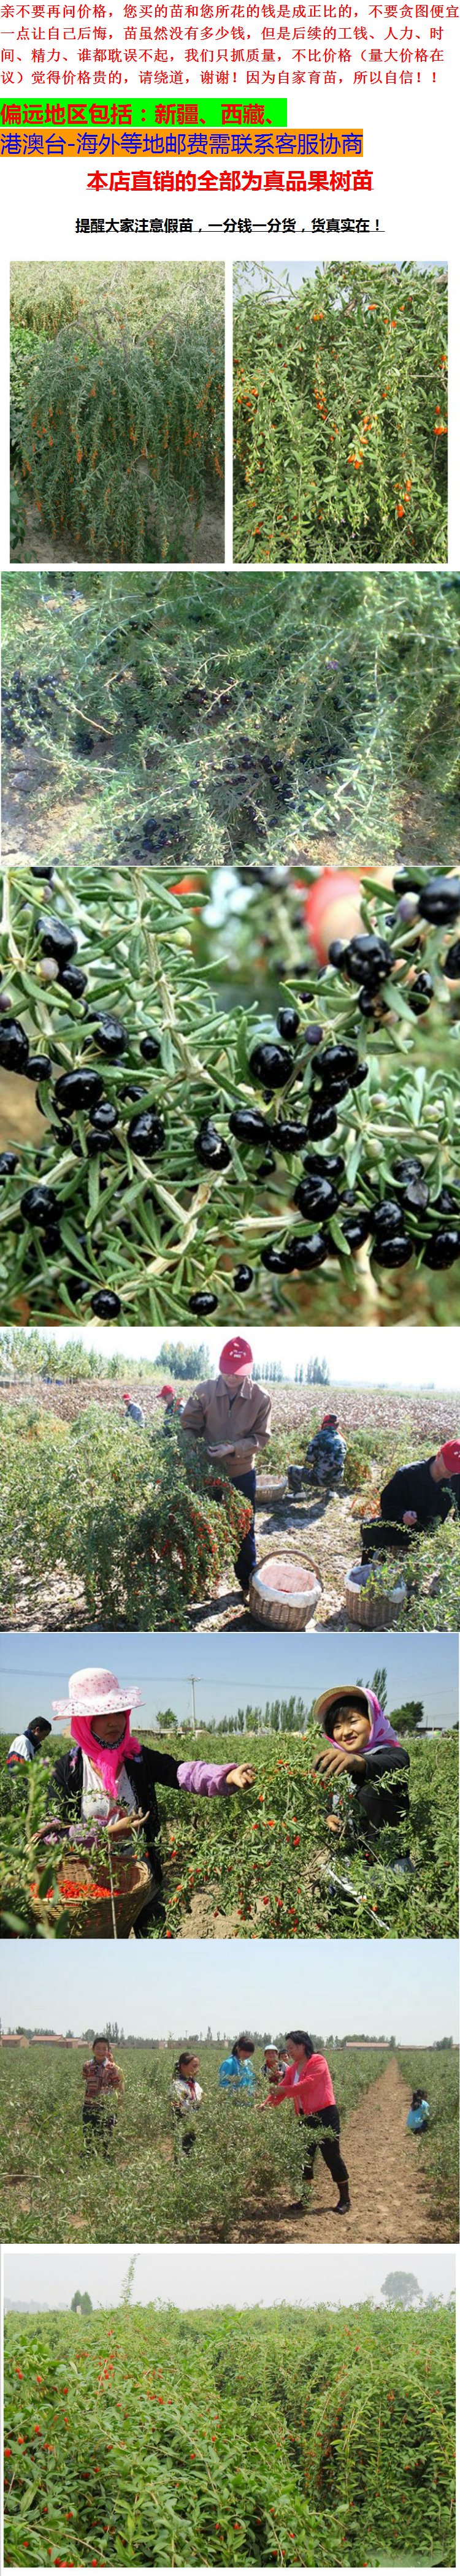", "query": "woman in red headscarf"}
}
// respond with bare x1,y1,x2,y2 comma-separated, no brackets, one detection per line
39,1666,256,1935
181,1339,272,1595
